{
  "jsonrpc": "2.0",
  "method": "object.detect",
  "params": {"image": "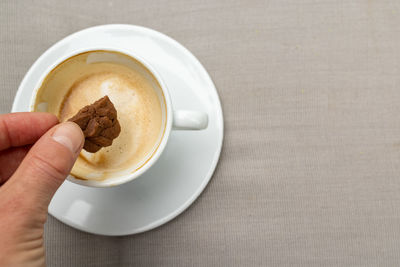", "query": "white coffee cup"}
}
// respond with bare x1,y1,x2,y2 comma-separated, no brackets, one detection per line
29,47,208,187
